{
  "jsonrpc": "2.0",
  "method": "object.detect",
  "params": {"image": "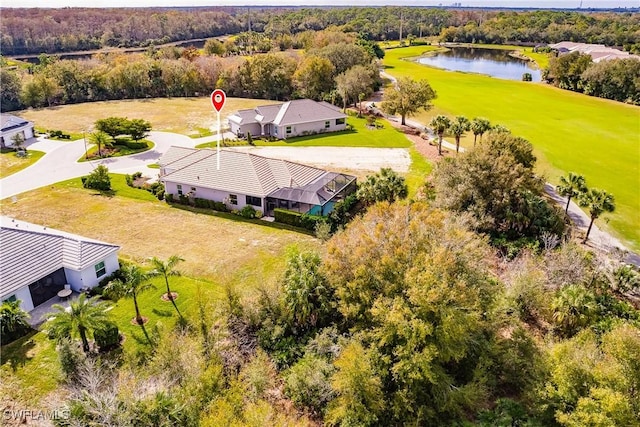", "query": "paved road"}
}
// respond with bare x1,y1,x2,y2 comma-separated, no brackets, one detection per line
0,131,199,200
